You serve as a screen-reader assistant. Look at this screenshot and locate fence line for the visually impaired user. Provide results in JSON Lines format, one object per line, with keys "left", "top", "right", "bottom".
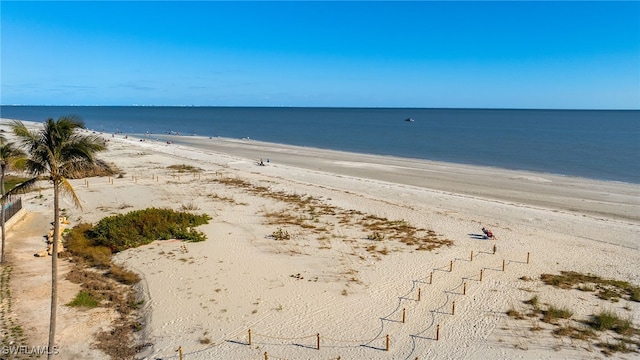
{"left": 156, "top": 245, "right": 530, "bottom": 359}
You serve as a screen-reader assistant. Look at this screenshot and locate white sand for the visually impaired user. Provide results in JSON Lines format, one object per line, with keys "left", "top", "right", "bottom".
{"left": 2, "top": 119, "right": 639, "bottom": 359}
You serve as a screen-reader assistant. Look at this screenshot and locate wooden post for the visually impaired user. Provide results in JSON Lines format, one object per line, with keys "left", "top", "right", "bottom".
{"left": 429, "top": 272, "right": 433, "bottom": 284}
{"left": 463, "top": 282, "right": 467, "bottom": 295}
{"left": 317, "top": 333, "right": 320, "bottom": 350}
{"left": 418, "top": 288, "right": 421, "bottom": 301}
{"left": 264, "top": 352, "right": 268, "bottom": 360}
{"left": 480, "top": 269, "right": 483, "bottom": 282}
{"left": 493, "top": 244, "right": 497, "bottom": 254}
{"left": 436, "top": 324, "right": 440, "bottom": 340}
{"left": 470, "top": 250, "right": 474, "bottom": 261}
{"left": 402, "top": 308, "right": 406, "bottom": 323}
{"left": 502, "top": 259, "right": 505, "bottom": 272}
{"left": 178, "top": 346, "right": 183, "bottom": 360}
{"left": 449, "top": 260, "right": 453, "bottom": 272}
{"left": 248, "top": 329, "right": 252, "bottom": 345}
{"left": 452, "top": 301, "right": 456, "bottom": 315}
{"left": 386, "top": 334, "right": 390, "bottom": 351}
{"left": 527, "top": 252, "right": 530, "bottom": 264}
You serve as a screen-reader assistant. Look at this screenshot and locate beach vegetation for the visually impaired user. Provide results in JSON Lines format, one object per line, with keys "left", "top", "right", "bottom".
{"left": 88, "top": 207, "right": 211, "bottom": 252}
{"left": 506, "top": 307, "right": 525, "bottom": 320}
{"left": 589, "top": 311, "right": 634, "bottom": 336}
{"left": 10, "top": 117, "right": 107, "bottom": 360}
{"left": 67, "top": 291, "right": 99, "bottom": 308}
{"left": 552, "top": 326, "right": 596, "bottom": 340}
{"left": 180, "top": 201, "right": 200, "bottom": 211}
{"left": 272, "top": 227, "right": 291, "bottom": 240}
{"left": 508, "top": 273, "right": 640, "bottom": 356}
{"left": 168, "top": 164, "right": 202, "bottom": 173}
{"left": 597, "top": 340, "right": 631, "bottom": 355}
{"left": 1, "top": 175, "right": 31, "bottom": 193}
{"left": 541, "top": 271, "right": 640, "bottom": 303}
{"left": 542, "top": 305, "right": 573, "bottom": 324}
{"left": 524, "top": 295, "right": 540, "bottom": 311}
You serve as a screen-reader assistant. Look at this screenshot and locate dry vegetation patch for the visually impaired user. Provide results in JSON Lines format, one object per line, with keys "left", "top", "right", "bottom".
{"left": 214, "top": 176, "right": 453, "bottom": 255}
{"left": 506, "top": 271, "right": 640, "bottom": 356}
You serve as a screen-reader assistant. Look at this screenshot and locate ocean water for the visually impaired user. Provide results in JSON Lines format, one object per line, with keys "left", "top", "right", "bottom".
{"left": 1, "top": 106, "right": 638, "bottom": 184}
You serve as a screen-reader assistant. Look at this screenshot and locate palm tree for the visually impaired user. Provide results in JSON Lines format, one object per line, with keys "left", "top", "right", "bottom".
{"left": 12, "top": 116, "right": 106, "bottom": 359}
{"left": 0, "top": 136, "right": 27, "bottom": 264}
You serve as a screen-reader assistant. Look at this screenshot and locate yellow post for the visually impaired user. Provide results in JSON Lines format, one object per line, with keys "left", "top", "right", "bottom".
{"left": 264, "top": 352, "right": 268, "bottom": 360}
{"left": 449, "top": 260, "right": 453, "bottom": 272}
{"left": 463, "top": 282, "right": 467, "bottom": 295}
{"left": 480, "top": 269, "right": 483, "bottom": 282}
{"left": 248, "top": 329, "right": 252, "bottom": 345}
{"left": 317, "top": 333, "right": 320, "bottom": 350}
{"left": 470, "top": 250, "right": 474, "bottom": 261}
{"left": 452, "top": 301, "right": 456, "bottom": 315}
{"left": 429, "top": 272, "right": 433, "bottom": 284}
{"left": 418, "top": 288, "right": 421, "bottom": 301}
{"left": 436, "top": 324, "right": 440, "bottom": 340}
{"left": 402, "top": 308, "right": 406, "bottom": 323}
{"left": 527, "top": 252, "right": 530, "bottom": 264}
{"left": 178, "top": 346, "right": 183, "bottom": 360}
{"left": 386, "top": 334, "right": 390, "bottom": 351}
{"left": 502, "top": 259, "right": 505, "bottom": 272}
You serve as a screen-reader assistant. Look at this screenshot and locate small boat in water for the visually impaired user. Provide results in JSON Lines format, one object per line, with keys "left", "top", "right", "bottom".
{"left": 405, "top": 118, "right": 414, "bottom": 122}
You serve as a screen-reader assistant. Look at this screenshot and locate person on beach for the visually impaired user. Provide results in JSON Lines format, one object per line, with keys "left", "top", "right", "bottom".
{"left": 482, "top": 227, "right": 494, "bottom": 239}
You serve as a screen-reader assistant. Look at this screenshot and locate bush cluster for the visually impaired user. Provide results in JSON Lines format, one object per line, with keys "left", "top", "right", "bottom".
{"left": 88, "top": 207, "right": 211, "bottom": 252}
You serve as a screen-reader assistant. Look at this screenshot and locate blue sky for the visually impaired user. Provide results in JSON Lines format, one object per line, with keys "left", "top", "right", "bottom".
{"left": 1, "top": 1, "right": 639, "bottom": 109}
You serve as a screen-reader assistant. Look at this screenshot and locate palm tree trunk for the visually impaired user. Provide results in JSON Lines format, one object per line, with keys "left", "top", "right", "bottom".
{"left": 1, "top": 166, "right": 6, "bottom": 264}
{"left": 47, "top": 180, "right": 60, "bottom": 359}
{"left": 1, "top": 199, "right": 5, "bottom": 264}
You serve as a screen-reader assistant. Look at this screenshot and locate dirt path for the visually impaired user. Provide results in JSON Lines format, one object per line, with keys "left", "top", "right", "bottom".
{"left": 4, "top": 208, "right": 111, "bottom": 359}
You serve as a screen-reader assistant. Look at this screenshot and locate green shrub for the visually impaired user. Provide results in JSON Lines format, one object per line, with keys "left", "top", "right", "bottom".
{"left": 64, "top": 223, "right": 112, "bottom": 267}
{"left": 88, "top": 208, "right": 211, "bottom": 252}
{"left": 67, "top": 291, "right": 99, "bottom": 308}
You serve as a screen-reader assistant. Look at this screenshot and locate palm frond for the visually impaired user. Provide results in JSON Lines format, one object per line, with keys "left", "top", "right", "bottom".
{"left": 1, "top": 177, "right": 41, "bottom": 198}
{"left": 59, "top": 177, "right": 82, "bottom": 209}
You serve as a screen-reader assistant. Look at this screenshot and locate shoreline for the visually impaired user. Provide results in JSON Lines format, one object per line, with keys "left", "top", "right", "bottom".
{"left": 2, "top": 119, "right": 639, "bottom": 359}
{"left": 131, "top": 132, "right": 640, "bottom": 223}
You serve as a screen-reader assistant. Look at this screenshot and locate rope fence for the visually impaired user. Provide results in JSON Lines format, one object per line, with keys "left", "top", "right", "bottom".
{"left": 82, "top": 171, "right": 533, "bottom": 359}
{"left": 155, "top": 244, "right": 532, "bottom": 359}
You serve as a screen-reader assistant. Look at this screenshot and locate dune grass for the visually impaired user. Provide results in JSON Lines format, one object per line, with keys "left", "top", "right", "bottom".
{"left": 509, "top": 273, "right": 640, "bottom": 356}
{"left": 540, "top": 271, "right": 640, "bottom": 303}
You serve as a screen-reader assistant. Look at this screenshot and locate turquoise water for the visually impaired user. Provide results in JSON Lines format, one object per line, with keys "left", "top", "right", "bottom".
{"left": 1, "top": 106, "right": 638, "bottom": 183}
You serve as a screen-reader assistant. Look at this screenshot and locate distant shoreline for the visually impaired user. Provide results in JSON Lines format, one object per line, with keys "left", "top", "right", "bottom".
{"left": 129, "top": 132, "right": 640, "bottom": 223}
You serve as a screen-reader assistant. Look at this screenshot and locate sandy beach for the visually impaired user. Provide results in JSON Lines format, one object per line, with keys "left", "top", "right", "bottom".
{"left": 2, "top": 119, "right": 639, "bottom": 359}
